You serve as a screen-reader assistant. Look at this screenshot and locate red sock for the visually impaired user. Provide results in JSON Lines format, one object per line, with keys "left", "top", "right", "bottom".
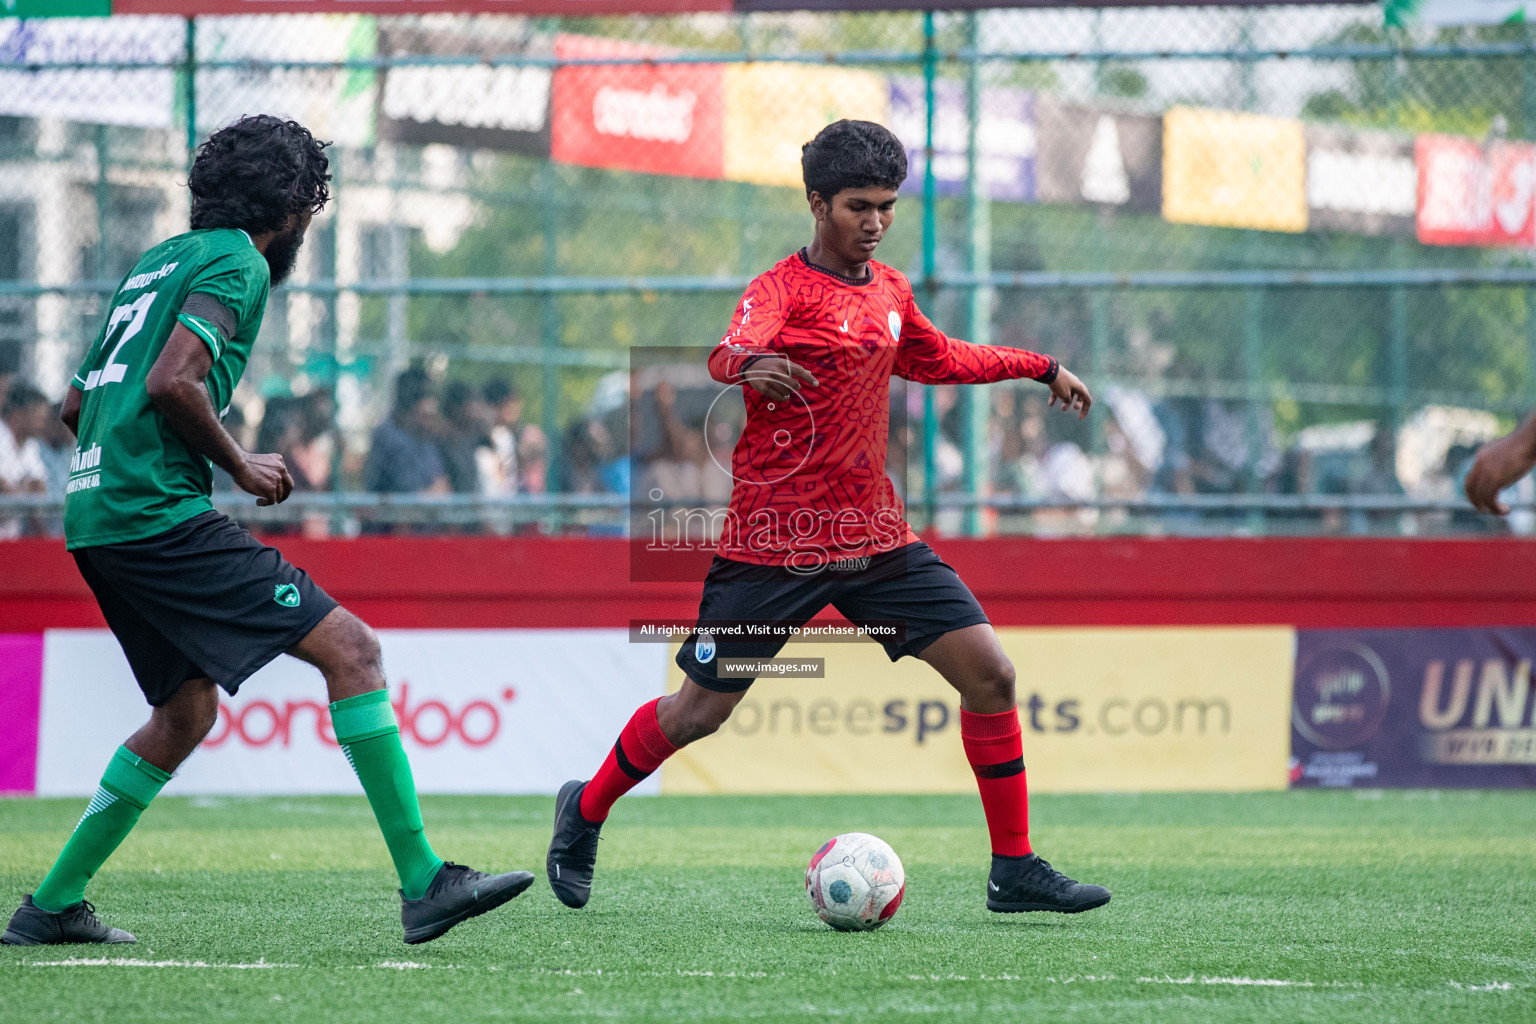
{"left": 579, "top": 698, "right": 678, "bottom": 822}
{"left": 960, "top": 708, "right": 1031, "bottom": 857}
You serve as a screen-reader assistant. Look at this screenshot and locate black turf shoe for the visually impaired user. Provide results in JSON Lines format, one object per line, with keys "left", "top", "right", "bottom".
{"left": 2, "top": 895, "right": 136, "bottom": 945}
{"left": 546, "top": 779, "right": 602, "bottom": 909}
{"left": 986, "top": 853, "right": 1111, "bottom": 914}
{"left": 400, "top": 862, "right": 535, "bottom": 945}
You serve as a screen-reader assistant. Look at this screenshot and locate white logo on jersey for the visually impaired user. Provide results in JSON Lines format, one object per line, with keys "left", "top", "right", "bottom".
{"left": 888, "top": 311, "right": 902, "bottom": 342}
{"left": 122, "top": 262, "right": 178, "bottom": 292}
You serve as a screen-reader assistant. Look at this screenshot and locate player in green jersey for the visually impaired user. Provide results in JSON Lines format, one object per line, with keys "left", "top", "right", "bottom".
{"left": 3, "top": 116, "right": 534, "bottom": 948}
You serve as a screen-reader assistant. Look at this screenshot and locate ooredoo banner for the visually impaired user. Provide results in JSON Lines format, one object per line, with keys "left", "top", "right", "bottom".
{"left": 33, "top": 629, "right": 666, "bottom": 796}
{"left": 1292, "top": 628, "right": 1536, "bottom": 788}
{"left": 550, "top": 34, "right": 724, "bottom": 181}
{"left": 661, "top": 626, "right": 1296, "bottom": 795}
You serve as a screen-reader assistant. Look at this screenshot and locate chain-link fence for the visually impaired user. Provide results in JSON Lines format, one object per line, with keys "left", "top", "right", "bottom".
{"left": 3, "top": 6, "right": 1536, "bottom": 538}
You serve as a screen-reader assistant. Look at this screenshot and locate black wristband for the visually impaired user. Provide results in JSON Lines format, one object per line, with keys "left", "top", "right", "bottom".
{"left": 1036, "top": 357, "right": 1060, "bottom": 386}
{"left": 737, "top": 354, "right": 771, "bottom": 380}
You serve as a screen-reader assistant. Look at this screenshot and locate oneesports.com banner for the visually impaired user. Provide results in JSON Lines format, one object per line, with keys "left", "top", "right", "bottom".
{"left": 661, "top": 627, "right": 1297, "bottom": 795}
{"left": 2, "top": 626, "right": 1295, "bottom": 796}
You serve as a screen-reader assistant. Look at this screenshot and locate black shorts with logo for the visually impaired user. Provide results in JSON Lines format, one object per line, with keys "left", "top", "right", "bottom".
{"left": 675, "top": 541, "right": 990, "bottom": 693}
{"left": 73, "top": 511, "right": 338, "bottom": 706}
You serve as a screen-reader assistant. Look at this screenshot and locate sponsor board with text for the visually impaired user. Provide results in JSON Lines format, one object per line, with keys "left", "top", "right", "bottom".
{"left": 661, "top": 626, "right": 1295, "bottom": 794}
{"left": 1415, "top": 135, "right": 1536, "bottom": 247}
{"left": 34, "top": 629, "right": 666, "bottom": 796}
{"left": 550, "top": 34, "right": 724, "bottom": 180}
{"left": 1292, "top": 628, "right": 1536, "bottom": 787}
{"left": 1306, "top": 124, "right": 1416, "bottom": 238}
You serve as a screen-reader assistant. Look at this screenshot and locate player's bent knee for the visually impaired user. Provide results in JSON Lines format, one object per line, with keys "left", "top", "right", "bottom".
{"left": 342, "top": 617, "right": 383, "bottom": 675}
{"left": 976, "top": 658, "right": 1016, "bottom": 707}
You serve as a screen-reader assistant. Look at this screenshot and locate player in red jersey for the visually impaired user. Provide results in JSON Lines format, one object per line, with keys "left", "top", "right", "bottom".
{"left": 547, "top": 120, "right": 1109, "bottom": 916}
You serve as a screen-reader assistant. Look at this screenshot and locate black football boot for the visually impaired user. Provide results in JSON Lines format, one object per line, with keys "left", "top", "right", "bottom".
{"left": 986, "top": 853, "right": 1111, "bottom": 914}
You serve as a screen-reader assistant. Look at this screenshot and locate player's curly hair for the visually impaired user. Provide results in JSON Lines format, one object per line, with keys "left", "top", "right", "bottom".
{"left": 801, "top": 120, "right": 908, "bottom": 201}
{"left": 189, "top": 116, "right": 331, "bottom": 234}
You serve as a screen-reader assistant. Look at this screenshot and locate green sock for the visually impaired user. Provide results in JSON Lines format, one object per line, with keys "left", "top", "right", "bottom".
{"left": 331, "top": 690, "right": 444, "bottom": 900}
{"left": 33, "top": 746, "right": 171, "bottom": 913}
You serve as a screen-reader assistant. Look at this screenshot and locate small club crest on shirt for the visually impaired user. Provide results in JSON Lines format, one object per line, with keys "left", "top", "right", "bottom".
{"left": 273, "top": 583, "right": 302, "bottom": 608}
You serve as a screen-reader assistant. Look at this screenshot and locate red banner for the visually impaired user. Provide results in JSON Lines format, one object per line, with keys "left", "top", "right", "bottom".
{"left": 1416, "top": 134, "right": 1536, "bottom": 248}
{"left": 550, "top": 34, "right": 724, "bottom": 180}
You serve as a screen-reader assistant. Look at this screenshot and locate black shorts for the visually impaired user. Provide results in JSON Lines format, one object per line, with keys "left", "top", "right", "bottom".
{"left": 675, "top": 541, "right": 990, "bottom": 693}
{"left": 73, "top": 511, "right": 338, "bottom": 706}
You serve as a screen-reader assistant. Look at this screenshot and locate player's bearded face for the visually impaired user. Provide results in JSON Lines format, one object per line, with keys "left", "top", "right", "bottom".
{"left": 263, "top": 215, "right": 310, "bottom": 287}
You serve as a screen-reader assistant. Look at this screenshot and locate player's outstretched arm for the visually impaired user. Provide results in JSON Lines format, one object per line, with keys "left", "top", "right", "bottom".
{"left": 1466, "top": 413, "right": 1536, "bottom": 515}
{"left": 1047, "top": 365, "right": 1093, "bottom": 421}
{"left": 145, "top": 324, "right": 293, "bottom": 506}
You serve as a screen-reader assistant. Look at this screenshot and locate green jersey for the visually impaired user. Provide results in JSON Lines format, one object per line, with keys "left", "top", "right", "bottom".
{"left": 64, "top": 228, "right": 270, "bottom": 550}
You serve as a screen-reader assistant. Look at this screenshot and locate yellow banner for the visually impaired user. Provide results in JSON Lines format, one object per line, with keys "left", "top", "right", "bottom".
{"left": 662, "top": 627, "right": 1295, "bottom": 794}
{"left": 1162, "top": 106, "right": 1308, "bottom": 233}
{"left": 723, "top": 64, "right": 891, "bottom": 188}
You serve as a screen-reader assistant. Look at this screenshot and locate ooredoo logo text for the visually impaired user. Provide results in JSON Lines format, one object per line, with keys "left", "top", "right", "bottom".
{"left": 202, "top": 682, "right": 516, "bottom": 750}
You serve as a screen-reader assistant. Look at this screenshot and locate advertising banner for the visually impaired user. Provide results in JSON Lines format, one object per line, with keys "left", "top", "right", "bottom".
{"left": 723, "top": 63, "right": 889, "bottom": 189}
{"left": 0, "top": 16, "right": 376, "bottom": 144}
{"left": 379, "top": 24, "right": 551, "bottom": 156}
{"left": 1416, "top": 134, "right": 1536, "bottom": 247}
{"left": 550, "top": 34, "right": 724, "bottom": 180}
{"left": 662, "top": 626, "right": 1295, "bottom": 795}
{"left": 0, "top": 633, "right": 43, "bottom": 795}
{"left": 1162, "top": 106, "right": 1308, "bottom": 233}
{"left": 1305, "top": 124, "right": 1416, "bottom": 237}
{"left": 0, "top": 17, "right": 179, "bottom": 129}
{"left": 888, "top": 77, "right": 1035, "bottom": 202}
{"left": 1292, "top": 628, "right": 1536, "bottom": 788}
{"left": 34, "top": 629, "right": 667, "bottom": 796}
{"left": 1035, "top": 96, "right": 1161, "bottom": 212}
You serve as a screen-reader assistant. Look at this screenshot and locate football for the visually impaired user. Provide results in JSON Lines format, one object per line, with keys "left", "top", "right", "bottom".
{"left": 805, "top": 832, "right": 906, "bottom": 931}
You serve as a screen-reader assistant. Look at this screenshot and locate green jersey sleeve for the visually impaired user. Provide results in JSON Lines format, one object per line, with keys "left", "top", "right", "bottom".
{"left": 179, "top": 251, "right": 270, "bottom": 361}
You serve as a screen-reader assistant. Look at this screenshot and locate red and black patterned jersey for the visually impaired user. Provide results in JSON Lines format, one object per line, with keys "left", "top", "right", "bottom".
{"left": 706, "top": 249, "right": 1059, "bottom": 567}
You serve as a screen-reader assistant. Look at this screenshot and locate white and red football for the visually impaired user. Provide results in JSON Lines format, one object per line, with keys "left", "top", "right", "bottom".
{"left": 805, "top": 832, "right": 905, "bottom": 931}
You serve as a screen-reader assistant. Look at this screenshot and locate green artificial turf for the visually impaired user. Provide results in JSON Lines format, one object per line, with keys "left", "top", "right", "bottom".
{"left": 0, "top": 790, "right": 1532, "bottom": 1023}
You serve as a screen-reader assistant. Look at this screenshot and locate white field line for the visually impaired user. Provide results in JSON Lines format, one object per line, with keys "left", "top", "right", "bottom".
{"left": 1137, "top": 975, "right": 1359, "bottom": 988}
{"left": 9, "top": 960, "right": 1521, "bottom": 993}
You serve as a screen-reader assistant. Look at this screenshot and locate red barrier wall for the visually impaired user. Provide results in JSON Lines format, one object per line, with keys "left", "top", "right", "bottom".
{"left": 5, "top": 536, "right": 1536, "bottom": 631}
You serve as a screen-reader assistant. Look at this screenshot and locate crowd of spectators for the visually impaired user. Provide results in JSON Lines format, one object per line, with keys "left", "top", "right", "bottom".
{"left": 0, "top": 352, "right": 1517, "bottom": 538}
